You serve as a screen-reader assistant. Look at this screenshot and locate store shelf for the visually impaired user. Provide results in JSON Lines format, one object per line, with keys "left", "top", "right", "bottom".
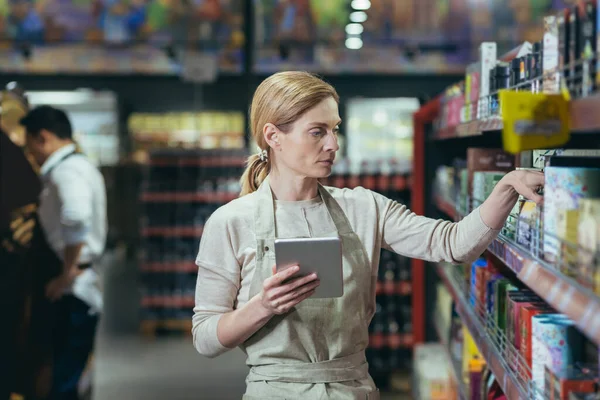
{"left": 148, "top": 156, "right": 247, "bottom": 167}
{"left": 139, "top": 261, "right": 197, "bottom": 273}
{"left": 432, "top": 93, "right": 600, "bottom": 140}
{"left": 432, "top": 315, "right": 467, "bottom": 400}
{"left": 435, "top": 264, "right": 525, "bottom": 400}
{"left": 140, "top": 296, "right": 195, "bottom": 308}
{"left": 140, "top": 226, "right": 204, "bottom": 237}
{"left": 375, "top": 281, "right": 413, "bottom": 296}
{"left": 487, "top": 236, "right": 600, "bottom": 346}
{"left": 433, "top": 197, "right": 600, "bottom": 346}
{"left": 140, "top": 191, "right": 238, "bottom": 203}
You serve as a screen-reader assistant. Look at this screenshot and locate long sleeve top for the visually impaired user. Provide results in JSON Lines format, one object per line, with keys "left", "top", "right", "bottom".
{"left": 193, "top": 186, "right": 499, "bottom": 358}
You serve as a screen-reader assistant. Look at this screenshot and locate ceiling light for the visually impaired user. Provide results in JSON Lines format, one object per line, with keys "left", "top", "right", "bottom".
{"left": 345, "top": 23, "right": 364, "bottom": 35}
{"left": 345, "top": 37, "right": 363, "bottom": 50}
{"left": 351, "top": 0, "right": 371, "bottom": 10}
{"left": 349, "top": 11, "right": 368, "bottom": 23}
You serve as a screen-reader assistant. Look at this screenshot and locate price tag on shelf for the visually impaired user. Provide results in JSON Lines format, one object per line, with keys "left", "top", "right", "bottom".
{"left": 181, "top": 51, "right": 218, "bottom": 83}
{"left": 499, "top": 90, "right": 571, "bottom": 154}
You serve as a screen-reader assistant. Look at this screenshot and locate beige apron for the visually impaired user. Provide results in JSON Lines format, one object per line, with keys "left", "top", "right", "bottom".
{"left": 240, "top": 177, "right": 379, "bottom": 400}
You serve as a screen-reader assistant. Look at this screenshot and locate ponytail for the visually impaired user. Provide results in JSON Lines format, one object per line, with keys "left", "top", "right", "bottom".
{"left": 239, "top": 154, "right": 270, "bottom": 196}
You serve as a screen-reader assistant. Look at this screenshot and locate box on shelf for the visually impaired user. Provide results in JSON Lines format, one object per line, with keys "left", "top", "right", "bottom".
{"left": 466, "top": 148, "right": 515, "bottom": 206}
{"left": 465, "top": 62, "right": 480, "bottom": 123}
{"left": 517, "top": 200, "right": 541, "bottom": 253}
{"left": 478, "top": 42, "right": 498, "bottom": 120}
{"left": 577, "top": 198, "right": 600, "bottom": 293}
{"left": 576, "top": 1, "right": 597, "bottom": 96}
{"left": 543, "top": 166, "right": 600, "bottom": 263}
{"left": 462, "top": 327, "right": 484, "bottom": 390}
{"left": 545, "top": 364, "right": 598, "bottom": 400}
{"left": 543, "top": 15, "right": 561, "bottom": 94}
{"left": 556, "top": 208, "right": 580, "bottom": 277}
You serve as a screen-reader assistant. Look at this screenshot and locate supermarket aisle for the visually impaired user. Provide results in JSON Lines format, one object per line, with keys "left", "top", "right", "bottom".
{"left": 93, "top": 335, "right": 248, "bottom": 399}
{"left": 92, "top": 253, "right": 248, "bottom": 400}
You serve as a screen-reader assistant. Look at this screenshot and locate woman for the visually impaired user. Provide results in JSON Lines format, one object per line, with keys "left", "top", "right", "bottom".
{"left": 193, "top": 71, "right": 544, "bottom": 399}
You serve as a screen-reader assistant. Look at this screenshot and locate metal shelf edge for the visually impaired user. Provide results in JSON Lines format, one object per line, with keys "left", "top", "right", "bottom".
{"left": 433, "top": 197, "right": 600, "bottom": 346}
{"left": 435, "top": 264, "right": 526, "bottom": 400}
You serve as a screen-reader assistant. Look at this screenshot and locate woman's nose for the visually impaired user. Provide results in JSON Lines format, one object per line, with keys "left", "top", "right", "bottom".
{"left": 325, "top": 131, "right": 340, "bottom": 152}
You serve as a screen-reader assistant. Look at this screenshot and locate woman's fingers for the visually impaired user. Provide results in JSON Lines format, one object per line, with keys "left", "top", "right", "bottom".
{"left": 274, "top": 279, "right": 320, "bottom": 307}
{"left": 264, "top": 265, "right": 299, "bottom": 290}
{"left": 272, "top": 273, "right": 318, "bottom": 298}
{"left": 283, "top": 288, "right": 317, "bottom": 310}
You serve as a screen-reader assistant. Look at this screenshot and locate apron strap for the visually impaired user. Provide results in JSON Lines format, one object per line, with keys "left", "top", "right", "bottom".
{"left": 246, "top": 351, "right": 369, "bottom": 384}
{"left": 253, "top": 176, "right": 355, "bottom": 240}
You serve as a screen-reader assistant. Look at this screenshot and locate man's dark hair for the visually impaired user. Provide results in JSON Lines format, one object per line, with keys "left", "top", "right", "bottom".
{"left": 20, "top": 105, "right": 73, "bottom": 140}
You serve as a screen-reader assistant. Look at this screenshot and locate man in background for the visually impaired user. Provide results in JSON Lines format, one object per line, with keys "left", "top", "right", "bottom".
{"left": 0, "top": 82, "right": 42, "bottom": 400}
{"left": 21, "top": 105, "right": 107, "bottom": 400}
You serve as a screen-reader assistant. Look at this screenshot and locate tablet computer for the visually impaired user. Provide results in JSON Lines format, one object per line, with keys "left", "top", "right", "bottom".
{"left": 274, "top": 237, "right": 343, "bottom": 298}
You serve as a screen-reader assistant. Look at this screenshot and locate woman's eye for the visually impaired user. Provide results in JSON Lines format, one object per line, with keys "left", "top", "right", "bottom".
{"left": 310, "top": 129, "right": 324, "bottom": 137}
{"left": 333, "top": 127, "right": 340, "bottom": 135}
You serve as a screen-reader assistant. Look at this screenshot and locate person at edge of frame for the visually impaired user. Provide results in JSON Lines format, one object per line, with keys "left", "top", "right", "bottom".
{"left": 0, "top": 81, "right": 54, "bottom": 400}
{"left": 20, "top": 105, "right": 107, "bottom": 400}
{"left": 191, "top": 71, "right": 546, "bottom": 399}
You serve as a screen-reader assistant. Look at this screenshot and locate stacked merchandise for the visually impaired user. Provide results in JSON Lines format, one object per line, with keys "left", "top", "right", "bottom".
{"left": 462, "top": 255, "right": 599, "bottom": 400}
{"left": 419, "top": 2, "right": 600, "bottom": 399}
{"left": 435, "top": 0, "right": 599, "bottom": 136}
{"left": 128, "top": 111, "right": 246, "bottom": 162}
{"left": 431, "top": 148, "right": 600, "bottom": 398}
{"left": 434, "top": 148, "right": 600, "bottom": 290}
{"left": 138, "top": 149, "right": 246, "bottom": 335}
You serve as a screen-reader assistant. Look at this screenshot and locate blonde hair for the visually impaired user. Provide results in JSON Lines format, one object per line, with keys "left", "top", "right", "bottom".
{"left": 240, "top": 71, "right": 339, "bottom": 196}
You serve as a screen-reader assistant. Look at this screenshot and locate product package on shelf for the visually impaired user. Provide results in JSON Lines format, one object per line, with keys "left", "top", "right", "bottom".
{"left": 413, "top": 343, "right": 458, "bottom": 400}
{"left": 544, "top": 364, "right": 599, "bottom": 400}
{"left": 467, "top": 148, "right": 515, "bottom": 207}
{"left": 544, "top": 15, "right": 561, "bottom": 94}
{"left": 138, "top": 149, "right": 246, "bottom": 336}
{"left": 542, "top": 163, "right": 600, "bottom": 266}
{"left": 478, "top": 42, "right": 498, "bottom": 120}
{"left": 578, "top": 199, "right": 600, "bottom": 293}
{"left": 446, "top": 258, "right": 599, "bottom": 400}
{"left": 461, "top": 327, "right": 485, "bottom": 394}
{"left": 465, "top": 62, "right": 481, "bottom": 123}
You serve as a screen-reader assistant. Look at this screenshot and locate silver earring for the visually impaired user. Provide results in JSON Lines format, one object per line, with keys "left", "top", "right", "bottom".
{"left": 257, "top": 146, "right": 268, "bottom": 162}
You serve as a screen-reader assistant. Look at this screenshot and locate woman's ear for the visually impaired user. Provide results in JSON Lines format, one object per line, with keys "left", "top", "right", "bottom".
{"left": 263, "top": 123, "right": 280, "bottom": 149}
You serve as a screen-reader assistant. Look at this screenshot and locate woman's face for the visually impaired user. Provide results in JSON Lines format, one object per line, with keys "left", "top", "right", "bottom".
{"left": 271, "top": 96, "right": 340, "bottom": 179}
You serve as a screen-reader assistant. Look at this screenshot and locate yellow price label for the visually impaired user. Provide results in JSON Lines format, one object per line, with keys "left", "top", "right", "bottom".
{"left": 499, "top": 90, "right": 571, "bottom": 154}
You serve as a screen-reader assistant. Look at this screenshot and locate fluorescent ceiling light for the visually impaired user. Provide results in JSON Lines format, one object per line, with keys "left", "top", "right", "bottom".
{"left": 345, "top": 37, "right": 363, "bottom": 50}
{"left": 351, "top": 0, "right": 371, "bottom": 10}
{"left": 345, "top": 23, "right": 364, "bottom": 35}
{"left": 349, "top": 11, "right": 368, "bottom": 23}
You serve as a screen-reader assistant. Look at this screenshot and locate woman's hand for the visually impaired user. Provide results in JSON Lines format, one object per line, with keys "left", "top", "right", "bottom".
{"left": 259, "top": 265, "right": 320, "bottom": 316}
{"left": 506, "top": 169, "right": 545, "bottom": 204}
{"left": 479, "top": 169, "right": 545, "bottom": 230}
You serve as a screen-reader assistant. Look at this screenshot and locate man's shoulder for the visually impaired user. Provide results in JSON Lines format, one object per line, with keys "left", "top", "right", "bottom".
{"left": 54, "top": 154, "right": 101, "bottom": 177}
